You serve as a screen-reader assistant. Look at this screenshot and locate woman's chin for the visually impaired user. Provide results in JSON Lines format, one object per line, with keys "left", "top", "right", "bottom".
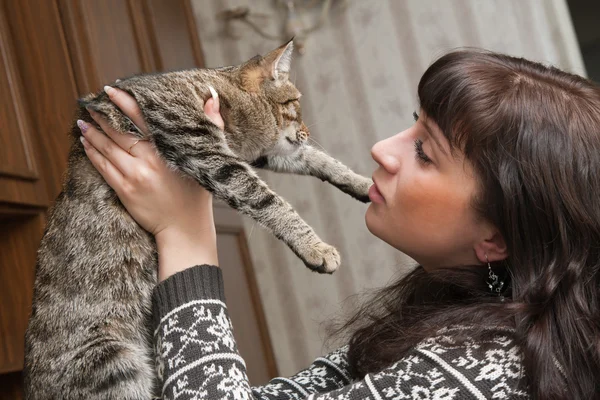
{"left": 365, "top": 205, "right": 382, "bottom": 237}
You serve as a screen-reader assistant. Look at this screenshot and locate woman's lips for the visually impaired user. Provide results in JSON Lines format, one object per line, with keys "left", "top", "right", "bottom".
{"left": 368, "top": 181, "right": 385, "bottom": 204}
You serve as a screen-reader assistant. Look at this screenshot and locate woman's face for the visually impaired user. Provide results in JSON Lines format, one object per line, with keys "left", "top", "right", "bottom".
{"left": 366, "top": 111, "right": 491, "bottom": 269}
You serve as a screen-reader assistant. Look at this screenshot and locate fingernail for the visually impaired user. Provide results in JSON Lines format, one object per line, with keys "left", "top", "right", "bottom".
{"left": 77, "top": 119, "right": 89, "bottom": 134}
{"left": 80, "top": 136, "right": 89, "bottom": 148}
{"left": 104, "top": 85, "right": 116, "bottom": 96}
{"left": 208, "top": 86, "right": 220, "bottom": 113}
{"left": 208, "top": 85, "right": 218, "bottom": 100}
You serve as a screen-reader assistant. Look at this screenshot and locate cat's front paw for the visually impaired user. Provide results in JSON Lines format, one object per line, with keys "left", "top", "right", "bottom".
{"left": 353, "top": 176, "right": 373, "bottom": 203}
{"left": 302, "top": 242, "right": 341, "bottom": 274}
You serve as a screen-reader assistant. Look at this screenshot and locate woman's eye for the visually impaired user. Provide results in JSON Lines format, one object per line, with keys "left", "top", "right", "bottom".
{"left": 414, "top": 138, "right": 432, "bottom": 165}
{"left": 413, "top": 111, "right": 419, "bottom": 121}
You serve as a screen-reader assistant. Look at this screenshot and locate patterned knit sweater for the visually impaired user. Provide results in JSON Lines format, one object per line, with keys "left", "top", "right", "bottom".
{"left": 152, "top": 265, "right": 529, "bottom": 399}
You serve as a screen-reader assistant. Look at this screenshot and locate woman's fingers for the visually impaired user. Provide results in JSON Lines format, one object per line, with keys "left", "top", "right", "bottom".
{"left": 87, "top": 109, "right": 147, "bottom": 158}
{"left": 78, "top": 118, "right": 137, "bottom": 177}
{"left": 79, "top": 133, "right": 124, "bottom": 193}
{"left": 103, "top": 85, "right": 149, "bottom": 134}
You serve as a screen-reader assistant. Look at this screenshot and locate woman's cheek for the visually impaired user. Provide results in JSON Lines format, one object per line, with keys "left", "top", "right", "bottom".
{"left": 392, "top": 166, "right": 426, "bottom": 214}
{"left": 391, "top": 169, "right": 449, "bottom": 233}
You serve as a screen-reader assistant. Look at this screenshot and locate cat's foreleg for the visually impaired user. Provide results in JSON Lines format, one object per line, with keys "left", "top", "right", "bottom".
{"left": 252, "top": 145, "right": 372, "bottom": 202}
{"left": 154, "top": 141, "right": 341, "bottom": 273}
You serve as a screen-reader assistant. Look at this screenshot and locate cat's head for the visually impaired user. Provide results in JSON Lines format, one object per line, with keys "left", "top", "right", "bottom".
{"left": 233, "top": 40, "right": 309, "bottom": 154}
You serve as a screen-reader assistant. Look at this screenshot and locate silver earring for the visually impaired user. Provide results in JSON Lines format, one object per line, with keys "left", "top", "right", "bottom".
{"left": 486, "top": 254, "right": 505, "bottom": 299}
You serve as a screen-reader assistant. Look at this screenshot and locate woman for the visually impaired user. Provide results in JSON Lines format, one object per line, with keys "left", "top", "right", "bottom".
{"left": 79, "top": 49, "right": 600, "bottom": 399}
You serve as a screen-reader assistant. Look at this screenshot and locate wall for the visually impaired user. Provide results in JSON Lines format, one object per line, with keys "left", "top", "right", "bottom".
{"left": 191, "top": 0, "right": 585, "bottom": 376}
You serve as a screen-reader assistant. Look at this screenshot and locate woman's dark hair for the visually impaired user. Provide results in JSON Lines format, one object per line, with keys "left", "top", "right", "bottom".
{"left": 334, "top": 50, "right": 600, "bottom": 399}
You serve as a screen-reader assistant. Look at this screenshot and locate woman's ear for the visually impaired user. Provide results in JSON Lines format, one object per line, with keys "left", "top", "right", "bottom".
{"left": 474, "top": 229, "right": 508, "bottom": 264}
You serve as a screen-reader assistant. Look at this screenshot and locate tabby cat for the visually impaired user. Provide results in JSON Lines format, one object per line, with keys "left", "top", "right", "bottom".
{"left": 23, "top": 41, "right": 371, "bottom": 399}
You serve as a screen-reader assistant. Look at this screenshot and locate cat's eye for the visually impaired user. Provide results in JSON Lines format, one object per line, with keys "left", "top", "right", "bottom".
{"left": 414, "top": 138, "right": 432, "bottom": 165}
{"left": 283, "top": 98, "right": 300, "bottom": 104}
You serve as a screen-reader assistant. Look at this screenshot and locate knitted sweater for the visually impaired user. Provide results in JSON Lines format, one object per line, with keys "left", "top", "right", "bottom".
{"left": 152, "top": 265, "right": 529, "bottom": 399}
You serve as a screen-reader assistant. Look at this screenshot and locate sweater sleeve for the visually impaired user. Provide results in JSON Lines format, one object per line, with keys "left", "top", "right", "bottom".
{"left": 152, "top": 265, "right": 352, "bottom": 400}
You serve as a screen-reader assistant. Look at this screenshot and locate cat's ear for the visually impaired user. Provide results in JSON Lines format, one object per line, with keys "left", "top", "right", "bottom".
{"left": 240, "top": 40, "right": 294, "bottom": 92}
{"left": 263, "top": 40, "right": 294, "bottom": 80}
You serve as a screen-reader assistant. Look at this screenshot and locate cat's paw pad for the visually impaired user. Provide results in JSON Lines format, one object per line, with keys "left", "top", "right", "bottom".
{"left": 302, "top": 242, "right": 341, "bottom": 274}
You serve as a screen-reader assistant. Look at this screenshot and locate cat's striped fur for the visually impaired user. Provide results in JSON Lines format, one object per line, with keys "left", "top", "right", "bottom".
{"left": 23, "top": 41, "right": 371, "bottom": 399}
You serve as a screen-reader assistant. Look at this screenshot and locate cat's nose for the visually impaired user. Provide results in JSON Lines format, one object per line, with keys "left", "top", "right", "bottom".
{"left": 300, "top": 122, "right": 310, "bottom": 137}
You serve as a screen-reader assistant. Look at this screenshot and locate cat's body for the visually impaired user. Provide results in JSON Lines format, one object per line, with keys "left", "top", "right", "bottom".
{"left": 24, "top": 41, "right": 371, "bottom": 399}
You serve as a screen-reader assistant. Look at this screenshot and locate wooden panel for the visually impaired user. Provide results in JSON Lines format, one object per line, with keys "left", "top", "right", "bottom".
{"left": 0, "top": 371, "right": 23, "bottom": 400}
{"left": 0, "top": 177, "right": 47, "bottom": 208}
{"left": 59, "top": 0, "right": 143, "bottom": 92}
{"left": 3, "top": 0, "right": 79, "bottom": 203}
{"left": 0, "top": 5, "right": 48, "bottom": 207}
{"left": 0, "top": 212, "right": 45, "bottom": 374}
{"left": 145, "top": 0, "right": 205, "bottom": 71}
{"left": 77, "top": 0, "right": 142, "bottom": 84}
{"left": 57, "top": 0, "right": 101, "bottom": 95}
{"left": 59, "top": 0, "right": 205, "bottom": 97}
{"left": 0, "top": 10, "right": 37, "bottom": 179}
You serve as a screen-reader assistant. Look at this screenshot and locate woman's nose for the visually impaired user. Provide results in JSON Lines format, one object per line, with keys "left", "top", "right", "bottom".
{"left": 371, "top": 135, "right": 401, "bottom": 174}
{"left": 370, "top": 140, "right": 385, "bottom": 165}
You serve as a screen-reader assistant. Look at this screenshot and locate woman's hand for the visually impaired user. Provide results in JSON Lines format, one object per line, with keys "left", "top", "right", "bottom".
{"left": 79, "top": 86, "right": 225, "bottom": 280}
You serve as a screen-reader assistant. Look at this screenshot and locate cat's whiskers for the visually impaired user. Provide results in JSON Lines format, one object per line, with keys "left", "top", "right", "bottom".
{"left": 308, "top": 137, "right": 327, "bottom": 152}
{"left": 305, "top": 122, "right": 321, "bottom": 130}
{"left": 301, "top": 121, "right": 329, "bottom": 151}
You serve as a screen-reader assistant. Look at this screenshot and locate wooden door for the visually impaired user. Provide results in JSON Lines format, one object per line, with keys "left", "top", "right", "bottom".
{"left": 0, "top": 1, "right": 276, "bottom": 398}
